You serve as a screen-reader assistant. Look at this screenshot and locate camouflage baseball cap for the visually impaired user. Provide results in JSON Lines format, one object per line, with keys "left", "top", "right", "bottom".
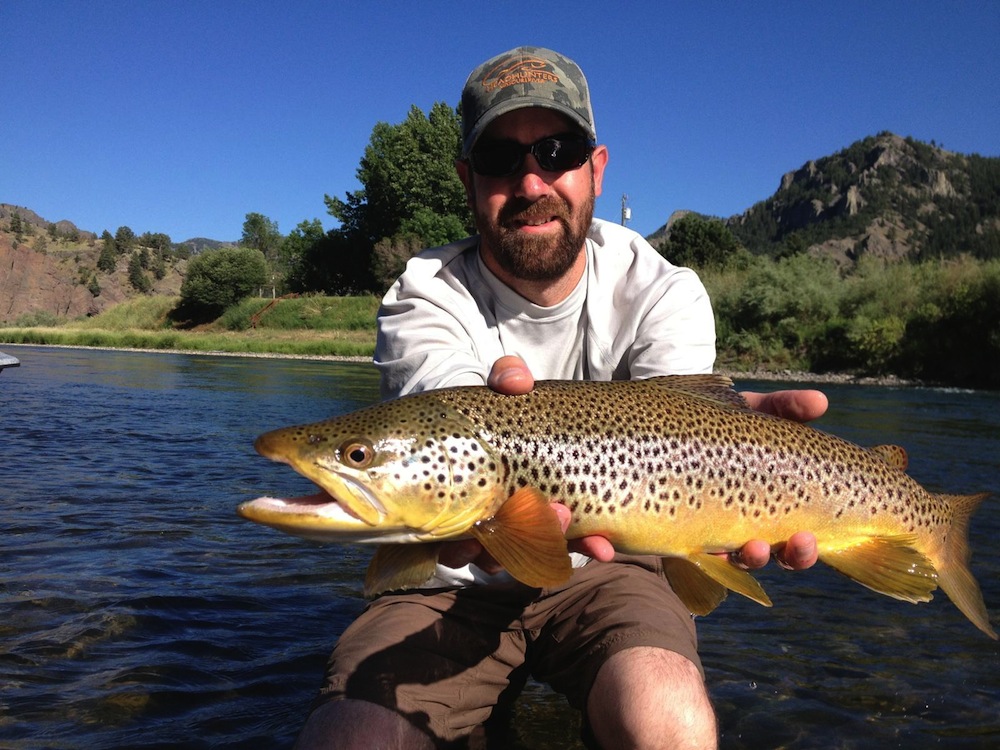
{"left": 460, "top": 46, "right": 596, "bottom": 157}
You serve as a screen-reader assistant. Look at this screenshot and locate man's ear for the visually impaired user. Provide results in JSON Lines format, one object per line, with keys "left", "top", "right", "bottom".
{"left": 455, "top": 159, "right": 475, "bottom": 209}
{"left": 590, "top": 144, "right": 609, "bottom": 198}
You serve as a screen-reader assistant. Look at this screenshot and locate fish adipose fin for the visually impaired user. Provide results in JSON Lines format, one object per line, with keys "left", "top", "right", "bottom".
{"left": 364, "top": 543, "right": 442, "bottom": 598}
{"left": 470, "top": 486, "right": 572, "bottom": 589}
{"left": 682, "top": 552, "right": 773, "bottom": 608}
{"left": 661, "top": 557, "right": 728, "bottom": 615}
{"left": 819, "top": 535, "right": 939, "bottom": 603}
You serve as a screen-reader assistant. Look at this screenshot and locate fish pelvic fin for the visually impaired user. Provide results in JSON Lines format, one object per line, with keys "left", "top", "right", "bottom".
{"left": 364, "top": 543, "right": 442, "bottom": 598}
{"left": 683, "top": 552, "right": 773, "bottom": 608}
{"left": 819, "top": 534, "right": 940, "bottom": 603}
{"left": 662, "top": 557, "right": 728, "bottom": 616}
{"left": 933, "top": 492, "right": 997, "bottom": 639}
{"left": 470, "top": 486, "right": 572, "bottom": 589}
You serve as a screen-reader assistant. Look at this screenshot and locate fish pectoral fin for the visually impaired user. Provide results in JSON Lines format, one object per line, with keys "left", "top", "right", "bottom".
{"left": 662, "top": 557, "right": 729, "bottom": 616}
{"left": 469, "top": 486, "right": 572, "bottom": 589}
{"left": 364, "top": 543, "right": 442, "bottom": 598}
{"left": 686, "top": 552, "right": 773, "bottom": 607}
{"left": 818, "top": 535, "right": 938, "bottom": 603}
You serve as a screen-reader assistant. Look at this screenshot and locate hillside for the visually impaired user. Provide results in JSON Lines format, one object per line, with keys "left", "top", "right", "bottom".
{"left": 651, "top": 133, "right": 1000, "bottom": 264}
{"left": 0, "top": 204, "right": 187, "bottom": 323}
{"left": 4, "top": 133, "right": 998, "bottom": 325}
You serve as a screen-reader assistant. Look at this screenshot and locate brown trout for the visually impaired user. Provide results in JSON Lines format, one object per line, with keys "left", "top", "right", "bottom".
{"left": 239, "top": 374, "right": 996, "bottom": 638}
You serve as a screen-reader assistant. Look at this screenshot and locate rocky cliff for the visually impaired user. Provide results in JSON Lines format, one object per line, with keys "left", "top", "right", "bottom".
{"left": 0, "top": 204, "right": 185, "bottom": 323}
{"left": 727, "top": 132, "right": 1000, "bottom": 263}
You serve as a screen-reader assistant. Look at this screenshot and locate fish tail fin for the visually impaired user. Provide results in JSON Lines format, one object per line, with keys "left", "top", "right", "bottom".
{"left": 935, "top": 492, "right": 996, "bottom": 639}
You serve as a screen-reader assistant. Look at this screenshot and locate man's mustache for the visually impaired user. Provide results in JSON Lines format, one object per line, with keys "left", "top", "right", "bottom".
{"left": 499, "top": 197, "right": 570, "bottom": 226}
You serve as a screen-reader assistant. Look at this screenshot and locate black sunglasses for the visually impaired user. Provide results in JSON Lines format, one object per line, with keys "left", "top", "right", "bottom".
{"left": 469, "top": 133, "right": 596, "bottom": 177}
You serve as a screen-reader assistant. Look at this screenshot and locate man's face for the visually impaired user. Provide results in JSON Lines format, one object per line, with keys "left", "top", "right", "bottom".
{"left": 457, "top": 108, "right": 608, "bottom": 284}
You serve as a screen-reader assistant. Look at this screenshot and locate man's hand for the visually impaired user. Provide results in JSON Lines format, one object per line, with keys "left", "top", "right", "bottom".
{"left": 439, "top": 358, "right": 821, "bottom": 573}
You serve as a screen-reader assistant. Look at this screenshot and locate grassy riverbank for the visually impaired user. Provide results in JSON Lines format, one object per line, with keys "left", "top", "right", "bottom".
{"left": 1, "top": 294, "right": 922, "bottom": 386}
{"left": 0, "top": 295, "right": 379, "bottom": 359}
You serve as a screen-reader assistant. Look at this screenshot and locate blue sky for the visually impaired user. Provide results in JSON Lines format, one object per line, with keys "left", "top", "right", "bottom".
{"left": 2, "top": 1, "right": 997, "bottom": 243}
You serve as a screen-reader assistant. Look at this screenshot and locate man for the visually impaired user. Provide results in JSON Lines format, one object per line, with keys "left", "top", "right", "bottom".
{"left": 296, "top": 46, "right": 824, "bottom": 750}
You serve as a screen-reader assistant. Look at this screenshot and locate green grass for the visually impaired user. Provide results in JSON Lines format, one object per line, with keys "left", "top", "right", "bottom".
{"left": 218, "top": 295, "right": 381, "bottom": 331}
{"left": 0, "top": 295, "right": 378, "bottom": 358}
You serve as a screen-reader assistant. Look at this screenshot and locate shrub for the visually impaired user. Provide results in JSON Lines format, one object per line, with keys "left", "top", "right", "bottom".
{"left": 180, "top": 246, "right": 268, "bottom": 313}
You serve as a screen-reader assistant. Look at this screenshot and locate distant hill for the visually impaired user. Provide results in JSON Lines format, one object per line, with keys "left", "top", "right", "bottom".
{"left": 649, "top": 133, "right": 1000, "bottom": 264}
{"left": 0, "top": 203, "right": 97, "bottom": 243}
{"left": 174, "top": 237, "right": 236, "bottom": 254}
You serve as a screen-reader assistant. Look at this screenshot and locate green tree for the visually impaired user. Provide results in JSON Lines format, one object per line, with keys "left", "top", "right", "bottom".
{"left": 115, "top": 226, "right": 136, "bottom": 255}
{"left": 97, "top": 231, "right": 117, "bottom": 272}
{"left": 658, "top": 215, "right": 750, "bottom": 271}
{"left": 151, "top": 249, "right": 167, "bottom": 280}
{"left": 139, "top": 231, "right": 172, "bottom": 255}
{"left": 9, "top": 210, "right": 23, "bottom": 237}
{"left": 281, "top": 218, "right": 327, "bottom": 291}
{"left": 241, "top": 213, "right": 282, "bottom": 259}
{"left": 180, "top": 246, "right": 268, "bottom": 312}
{"left": 128, "top": 252, "right": 152, "bottom": 292}
{"left": 242, "top": 212, "right": 284, "bottom": 295}
{"left": 324, "top": 101, "right": 471, "bottom": 291}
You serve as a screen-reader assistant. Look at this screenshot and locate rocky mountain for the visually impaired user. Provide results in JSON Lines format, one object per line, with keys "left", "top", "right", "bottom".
{"left": 651, "top": 133, "right": 1000, "bottom": 264}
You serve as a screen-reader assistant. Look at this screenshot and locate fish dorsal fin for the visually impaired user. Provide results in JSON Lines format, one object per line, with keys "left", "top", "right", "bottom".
{"left": 644, "top": 374, "right": 751, "bottom": 411}
{"left": 364, "top": 543, "right": 442, "bottom": 598}
{"left": 470, "top": 486, "right": 572, "bottom": 589}
{"left": 818, "top": 535, "right": 938, "bottom": 603}
{"left": 662, "top": 557, "right": 729, "bottom": 615}
{"left": 684, "top": 552, "right": 773, "bottom": 607}
{"left": 870, "top": 444, "right": 909, "bottom": 471}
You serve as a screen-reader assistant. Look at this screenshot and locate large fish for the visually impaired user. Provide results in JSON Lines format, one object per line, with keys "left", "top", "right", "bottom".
{"left": 239, "top": 374, "right": 995, "bottom": 638}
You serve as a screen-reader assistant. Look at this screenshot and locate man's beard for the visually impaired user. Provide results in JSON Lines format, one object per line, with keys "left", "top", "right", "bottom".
{"left": 477, "top": 189, "right": 594, "bottom": 282}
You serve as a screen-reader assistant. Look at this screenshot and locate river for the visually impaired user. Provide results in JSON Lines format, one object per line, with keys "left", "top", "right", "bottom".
{"left": 1, "top": 345, "right": 998, "bottom": 749}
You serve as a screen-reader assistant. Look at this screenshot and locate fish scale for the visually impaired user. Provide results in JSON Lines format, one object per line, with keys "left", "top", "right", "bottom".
{"left": 239, "top": 374, "right": 995, "bottom": 638}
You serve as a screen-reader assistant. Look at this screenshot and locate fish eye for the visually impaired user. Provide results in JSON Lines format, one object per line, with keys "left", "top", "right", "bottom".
{"left": 340, "top": 439, "right": 375, "bottom": 469}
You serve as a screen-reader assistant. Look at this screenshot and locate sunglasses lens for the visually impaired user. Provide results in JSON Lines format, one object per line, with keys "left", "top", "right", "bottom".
{"left": 470, "top": 142, "right": 522, "bottom": 177}
{"left": 471, "top": 135, "right": 594, "bottom": 177}
{"left": 535, "top": 137, "right": 592, "bottom": 171}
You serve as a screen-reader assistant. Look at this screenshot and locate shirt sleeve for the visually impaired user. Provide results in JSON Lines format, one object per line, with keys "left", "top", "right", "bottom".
{"left": 374, "top": 242, "right": 494, "bottom": 399}
{"left": 627, "top": 265, "right": 716, "bottom": 379}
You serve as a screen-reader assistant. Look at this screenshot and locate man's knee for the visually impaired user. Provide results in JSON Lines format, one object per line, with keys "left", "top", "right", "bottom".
{"left": 294, "top": 699, "right": 435, "bottom": 750}
{"left": 587, "top": 647, "right": 716, "bottom": 750}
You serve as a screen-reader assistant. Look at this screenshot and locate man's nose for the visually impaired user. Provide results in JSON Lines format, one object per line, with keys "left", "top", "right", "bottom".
{"left": 512, "top": 154, "right": 552, "bottom": 199}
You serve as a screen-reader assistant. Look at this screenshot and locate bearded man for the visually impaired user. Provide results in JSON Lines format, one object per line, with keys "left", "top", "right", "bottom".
{"left": 295, "top": 46, "right": 824, "bottom": 750}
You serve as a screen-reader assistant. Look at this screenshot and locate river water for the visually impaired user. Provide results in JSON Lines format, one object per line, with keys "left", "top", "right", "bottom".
{"left": 1, "top": 345, "right": 998, "bottom": 749}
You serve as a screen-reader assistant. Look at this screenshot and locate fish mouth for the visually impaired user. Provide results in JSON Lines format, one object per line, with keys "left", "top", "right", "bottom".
{"left": 237, "top": 483, "right": 393, "bottom": 542}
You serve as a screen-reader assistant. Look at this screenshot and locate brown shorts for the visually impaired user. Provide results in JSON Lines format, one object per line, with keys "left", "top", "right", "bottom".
{"left": 310, "top": 555, "right": 701, "bottom": 746}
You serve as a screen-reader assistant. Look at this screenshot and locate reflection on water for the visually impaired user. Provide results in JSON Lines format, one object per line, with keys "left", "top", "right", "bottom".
{"left": 1, "top": 346, "right": 997, "bottom": 749}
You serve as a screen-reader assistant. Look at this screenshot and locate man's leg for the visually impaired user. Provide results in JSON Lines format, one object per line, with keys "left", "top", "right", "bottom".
{"left": 527, "top": 556, "right": 715, "bottom": 750}
{"left": 295, "top": 585, "right": 532, "bottom": 748}
{"left": 587, "top": 646, "right": 716, "bottom": 750}
{"left": 295, "top": 699, "right": 434, "bottom": 750}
